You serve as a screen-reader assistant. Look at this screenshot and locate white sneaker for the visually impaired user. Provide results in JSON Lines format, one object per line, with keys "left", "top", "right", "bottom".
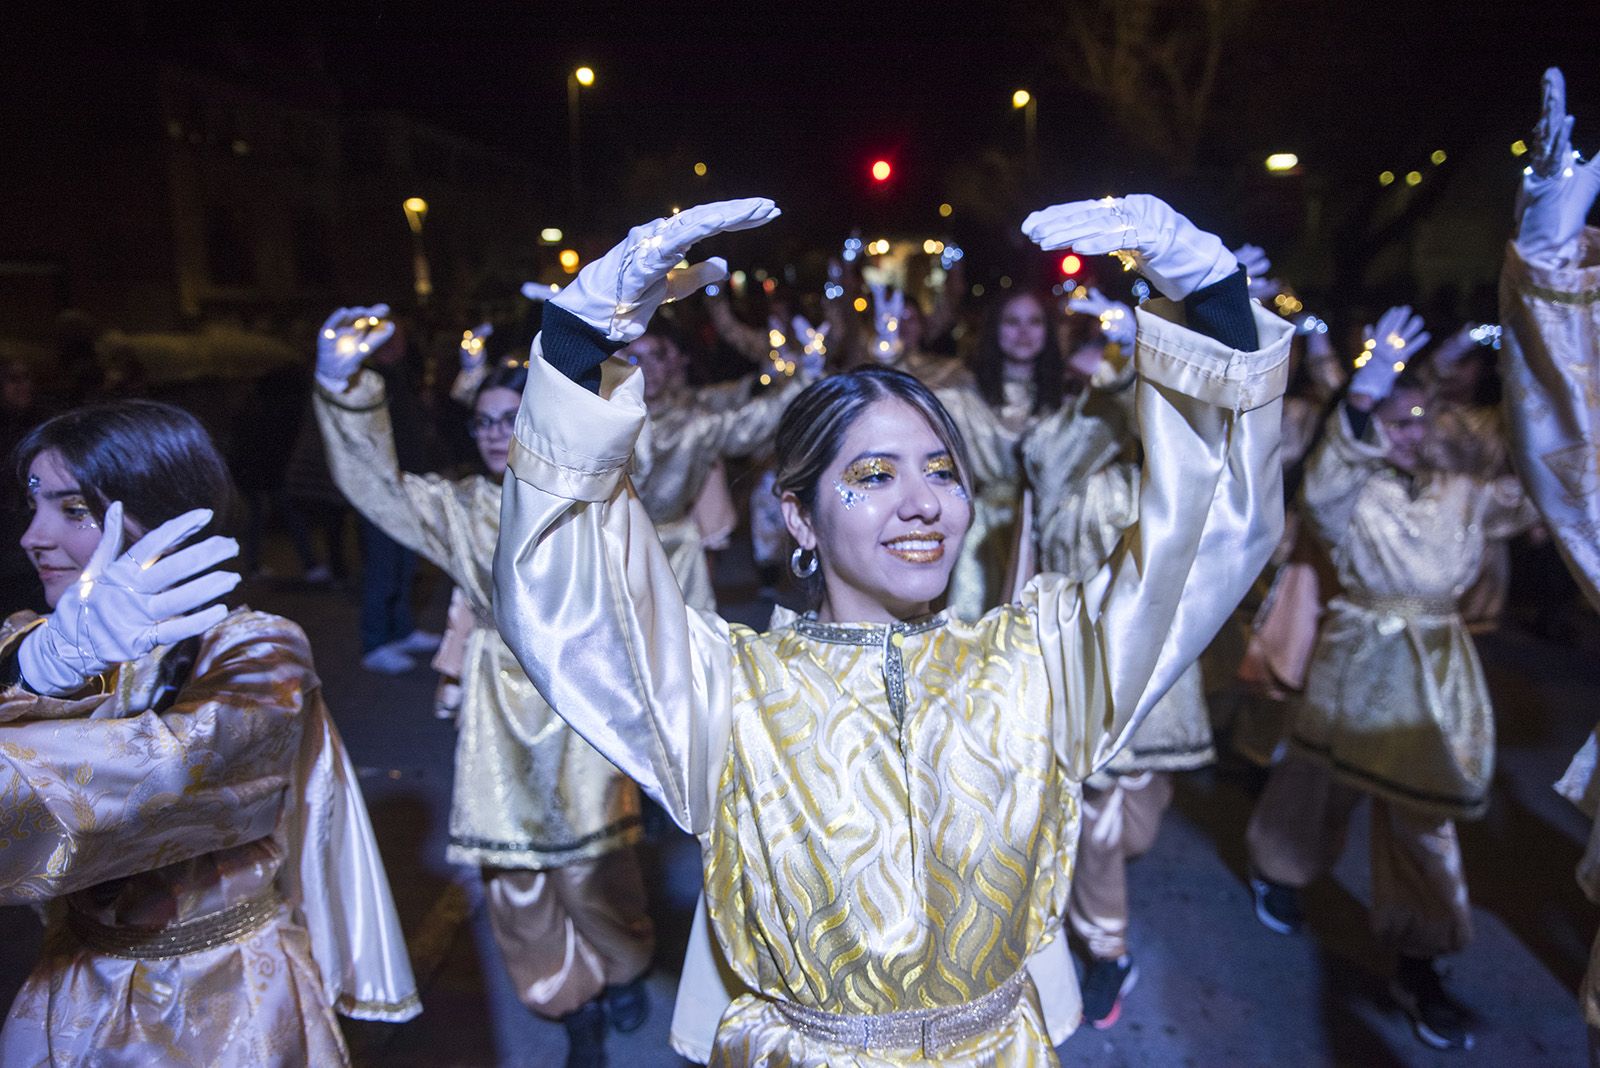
{"left": 361, "top": 644, "right": 415, "bottom": 675}
{"left": 396, "top": 629, "right": 442, "bottom": 655}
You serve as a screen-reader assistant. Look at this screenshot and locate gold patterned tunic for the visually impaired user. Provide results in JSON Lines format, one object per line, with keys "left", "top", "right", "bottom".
{"left": 494, "top": 300, "right": 1290, "bottom": 1065}
{"left": 316, "top": 371, "right": 642, "bottom": 869}
{"left": 1291, "top": 407, "right": 1534, "bottom": 818}
{"left": 0, "top": 609, "right": 415, "bottom": 1066}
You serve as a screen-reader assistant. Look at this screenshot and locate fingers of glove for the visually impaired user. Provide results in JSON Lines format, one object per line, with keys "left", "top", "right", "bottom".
{"left": 1233, "top": 244, "right": 1270, "bottom": 275}
{"left": 139, "top": 534, "right": 240, "bottom": 590}
{"left": 151, "top": 603, "right": 232, "bottom": 650}
{"left": 664, "top": 258, "right": 727, "bottom": 303}
{"left": 83, "top": 501, "right": 127, "bottom": 580}
{"left": 147, "top": 569, "right": 242, "bottom": 621}
{"left": 1022, "top": 203, "right": 1130, "bottom": 253}
{"left": 521, "top": 281, "right": 559, "bottom": 302}
{"left": 122, "top": 506, "right": 213, "bottom": 567}
{"left": 668, "top": 198, "right": 780, "bottom": 242}
{"left": 320, "top": 307, "right": 361, "bottom": 336}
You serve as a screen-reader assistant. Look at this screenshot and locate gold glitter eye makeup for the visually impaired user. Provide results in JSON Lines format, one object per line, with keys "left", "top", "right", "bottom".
{"left": 840, "top": 457, "right": 896, "bottom": 486}
{"left": 924, "top": 455, "right": 957, "bottom": 478}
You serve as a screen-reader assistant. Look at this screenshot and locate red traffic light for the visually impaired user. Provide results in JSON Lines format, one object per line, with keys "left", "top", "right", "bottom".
{"left": 871, "top": 159, "right": 892, "bottom": 182}
{"left": 1060, "top": 253, "right": 1083, "bottom": 276}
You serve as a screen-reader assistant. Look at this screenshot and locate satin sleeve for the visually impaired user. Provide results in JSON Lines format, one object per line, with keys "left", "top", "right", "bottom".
{"left": 1030, "top": 298, "right": 1291, "bottom": 780}
{"left": 1022, "top": 384, "right": 1140, "bottom": 583}
{"left": 1300, "top": 404, "right": 1388, "bottom": 554}
{"left": 937, "top": 385, "right": 1024, "bottom": 486}
{"left": 494, "top": 339, "right": 736, "bottom": 835}
{"left": 0, "top": 613, "right": 309, "bottom": 904}
{"left": 697, "top": 373, "right": 804, "bottom": 460}
{"left": 315, "top": 369, "right": 475, "bottom": 587}
{"left": 1500, "top": 230, "right": 1600, "bottom": 611}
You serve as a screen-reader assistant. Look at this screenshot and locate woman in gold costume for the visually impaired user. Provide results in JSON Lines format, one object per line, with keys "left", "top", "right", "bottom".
{"left": 0, "top": 400, "right": 417, "bottom": 1066}
{"left": 494, "top": 194, "right": 1289, "bottom": 1066}
{"left": 312, "top": 310, "right": 653, "bottom": 1065}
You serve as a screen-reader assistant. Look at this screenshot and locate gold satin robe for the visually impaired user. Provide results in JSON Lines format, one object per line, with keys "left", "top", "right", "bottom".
{"left": 1021, "top": 375, "right": 1213, "bottom": 775}
{"left": 0, "top": 610, "right": 353, "bottom": 1067}
{"left": 1291, "top": 407, "right": 1534, "bottom": 819}
{"left": 316, "top": 372, "right": 642, "bottom": 869}
{"left": 637, "top": 376, "right": 802, "bottom": 611}
{"left": 493, "top": 300, "right": 1289, "bottom": 1066}
{"left": 1501, "top": 230, "right": 1600, "bottom": 1027}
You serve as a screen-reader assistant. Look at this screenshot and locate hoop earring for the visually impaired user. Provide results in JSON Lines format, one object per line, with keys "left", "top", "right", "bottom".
{"left": 790, "top": 546, "right": 819, "bottom": 578}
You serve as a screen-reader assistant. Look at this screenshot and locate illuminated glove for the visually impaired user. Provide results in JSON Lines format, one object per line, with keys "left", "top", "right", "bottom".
{"left": 1351, "top": 305, "right": 1430, "bottom": 403}
{"left": 1022, "top": 194, "right": 1237, "bottom": 300}
{"left": 1067, "top": 287, "right": 1136, "bottom": 348}
{"left": 791, "top": 315, "right": 830, "bottom": 378}
{"left": 1232, "top": 244, "right": 1278, "bottom": 301}
{"left": 552, "top": 199, "right": 780, "bottom": 343}
{"left": 16, "top": 503, "right": 239, "bottom": 696}
{"left": 1516, "top": 68, "right": 1600, "bottom": 268}
{"left": 450, "top": 321, "right": 494, "bottom": 404}
{"left": 316, "top": 305, "right": 395, "bottom": 392}
{"left": 520, "top": 281, "right": 560, "bottom": 302}
{"left": 869, "top": 283, "right": 905, "bottom": 362}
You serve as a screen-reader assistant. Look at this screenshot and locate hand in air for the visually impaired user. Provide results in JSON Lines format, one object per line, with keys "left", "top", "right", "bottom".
{"left": 552, "top": 199, "right": 781, "bottom": 343}
{"left": 1022, "top": 194, "right": 1237, "bottom": 300}
{"left": 1232, "top": 244, "right": 1279, "bottom": 301}
{"left": 1067, "top": 287, "right": 1136, "bottom": 348}
{"left": 17, "top": 503, "right": 240, "bottom": 696}
{"left": 1351, "top": 305, "right": 1430, "bottom": 405}
{"left": 317, "top": 305, "right": 394, "bottom": 391}
{"left": 460, "top": 322, "right": 493, "bottom": 372}
{"left": 869, "top": 283, "right": 906, "bottom": 362}
{"left": 791, "top": 315, "right": 830, "bottom": 378}
{"left": 1516, "top": 68, "right": 1600, "bottom": 267}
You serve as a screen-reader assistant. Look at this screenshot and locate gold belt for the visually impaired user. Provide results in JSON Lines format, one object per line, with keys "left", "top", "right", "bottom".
{"left": 1345, "top": 592, "right": 1456, "bottom": 618}
{"left": 68, "top": 893, "right": 281, "bottom": 960}
{"left": 771, "top": 970, "right": 1026, "bottom": 1057}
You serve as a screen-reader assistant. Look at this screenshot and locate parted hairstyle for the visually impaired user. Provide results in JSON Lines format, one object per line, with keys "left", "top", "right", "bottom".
{"left": 13, "top": 400, "right": 232, "bottom": 531}
{"left": 970, "top": 290, "right": 1067, "bottom": 416}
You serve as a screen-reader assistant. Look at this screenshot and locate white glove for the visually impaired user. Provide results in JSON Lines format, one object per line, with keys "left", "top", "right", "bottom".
{"left": 1232, "top": 244, "right": 1278, "bottom": 301}
{"left": 317, "top": 305, "right": 394, "bottom": 392}
{"left": 551, "top": 199, "right": 780, "bottom": 343}
{"left": 1067, "top": 287, "right": 1136, "bottom": 348}
{"left": 1021, "top": 194, "right": 1238, "bottom": 300}
{"left": 1351, "top": 305, "right": 1430, "bottom": 402}
{"left": 520, "top": 281, "right": 561, "bottom": 302}
{"left": 1429, "top": 324, "right": 1480, "bottom": 372}
{"left": 791, "top": 315, "right": 830, "bottom": 378}
{"left": 460, "top": 322, "right": 492, "bottom": 373}
{"left": 868, "top": 283, "right": 906, "bottom": 362}
{"left": 16, "top": 503, "right": 240, "bottom": 696}
{"left": 1516, "top": 68, "right": 1600, "bottom": 267}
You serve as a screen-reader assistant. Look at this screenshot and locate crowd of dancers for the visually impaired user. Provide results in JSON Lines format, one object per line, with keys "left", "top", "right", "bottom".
{"left": 2, "top": 67, "right": 1600, "bottom": 1067}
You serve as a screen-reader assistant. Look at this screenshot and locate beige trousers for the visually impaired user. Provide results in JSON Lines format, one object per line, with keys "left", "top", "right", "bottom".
{"left": 1247, "top": 752, "right": 1473, "bottom": 958}
{"left": 483, "top": 847, "right": 656, "bottom": 1019}
{"left": 1069, "top": 772, "right": 1174, "bottom": 961}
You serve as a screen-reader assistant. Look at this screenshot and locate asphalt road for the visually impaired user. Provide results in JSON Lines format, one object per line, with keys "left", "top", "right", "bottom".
{"left": 1, "top": 535, "right": 1593, "bottom": 1066}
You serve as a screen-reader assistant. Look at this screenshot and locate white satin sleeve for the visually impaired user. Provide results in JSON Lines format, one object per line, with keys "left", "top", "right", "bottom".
{"left": 493, "top": 340, "right": 736, "bottom": 835}
{"left": 1030, "top": 298, "right": 1291, "bottom": 780}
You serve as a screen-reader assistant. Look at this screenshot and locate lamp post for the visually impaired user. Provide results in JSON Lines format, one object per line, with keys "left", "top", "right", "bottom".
{"left": 1012, "top": 89, "right": 1037, "bottom": 175}
{"left": 402, "top": 197, "right": 432, "bottom": 303}
{"left": 568, "top": 66, "right": 595, "bottom": 229}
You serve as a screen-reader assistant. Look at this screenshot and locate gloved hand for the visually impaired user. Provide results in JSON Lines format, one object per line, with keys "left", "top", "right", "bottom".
{"left": 790, "top": 315, "right": 829, "bottom": 378}
{"left": 1232, "top": 244, "right": 1278, "bottom": 301}
{"left": 1516, "top": 68, "right": 1600, "bottom": 267}
{"left": 16, "top": 503, "right": 240, "bottom": 696}
{"left": 1429, "top": 324, "right": 1481, "bottom": 372}
{"left": 460, "top": 322, "right": 492, "bottom": 372}
{"left": 551, "top": 199, "right": 780, "bottom": 343}
{"left": 869, "top": 283, "right": 906, "bottom": 362}
{"left": 1067, "top": 287, "right": 1136, "bottom": 348}
{"left": 520, "top": 281, "right": 560, "bottom": 302}
{"left": 1021, "top": 194, "right": 1238, "bottom": 300}
{"left": 317, "top": 306, "right": 395, "bottom": 392}
{"left": 1350, "top": 305, "right": 1430, "bottom": 404}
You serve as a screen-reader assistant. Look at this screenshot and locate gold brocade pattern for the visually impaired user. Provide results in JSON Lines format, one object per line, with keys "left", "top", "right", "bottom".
{"left": 316, "top": 376, "right": 641, "bottom": 867}
{"left": 702, "top": 610, "right": 1077, "bottom": 1067}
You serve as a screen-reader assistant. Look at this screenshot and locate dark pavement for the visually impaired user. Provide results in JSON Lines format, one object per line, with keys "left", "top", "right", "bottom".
{"left": 1, "top": 532, "right": 1593, "bottom": 1066}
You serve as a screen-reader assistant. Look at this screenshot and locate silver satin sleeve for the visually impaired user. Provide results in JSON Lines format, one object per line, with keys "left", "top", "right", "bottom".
{"left": 1500, "top": 230, "right": 1600, "bottom": 612}
{"left": 1033, "top": 298, "right": 1290, "bottom": 779}
{"left": 494, "top": 335, "right": 736, "bottom": 836}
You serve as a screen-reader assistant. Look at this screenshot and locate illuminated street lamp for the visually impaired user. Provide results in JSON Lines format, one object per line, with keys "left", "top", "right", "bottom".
{"left": 1264, "top": 152, "right": 1299, "bottom": 174}
{"left": 568, "top": 66, "right": 595, "bottom": 227}
{"left": 1012, "top": 89, "right": 1037, "bottom": 172}
{"left": 403, "top": 197, "right": 428, "bottom": 234}
{"left": 402, "top": 197, "right": 432, "bottom": 301}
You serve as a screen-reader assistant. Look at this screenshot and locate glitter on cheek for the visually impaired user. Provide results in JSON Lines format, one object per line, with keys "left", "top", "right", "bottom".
{"left": 950, "top": 483, "right": 970, "bottom": 502}
{"left": 833, "top": 480, "right": 867, "bottom": 509}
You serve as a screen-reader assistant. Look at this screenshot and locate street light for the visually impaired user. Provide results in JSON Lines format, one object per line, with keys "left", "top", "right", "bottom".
{"left": 403, "top": 197, "right": 428, "bottom": 234}
{"left": 402, "top": 198, "right": 432, "bottom": 301}
{"left": 568, "top": 66, "right": 595, "bottom": 228}
{"left": 1012, "top": 90, "right": 1037, "bottom": 173}
{"left": 1264, "top": 153, "right": 1299, "bottom": 173}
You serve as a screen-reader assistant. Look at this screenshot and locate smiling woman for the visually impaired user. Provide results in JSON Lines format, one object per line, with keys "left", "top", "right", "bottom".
{"left": 493, "top": 197, "right": 1291, "bottom": 1066}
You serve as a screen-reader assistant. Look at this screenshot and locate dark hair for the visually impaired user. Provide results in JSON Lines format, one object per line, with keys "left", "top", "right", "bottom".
{"left": 14, "top": 400, "right": 232, "bottom": 531}
{"left": 475, "top": 363, "right": 529, "bottom": 406}
{"left": 971, "top": 290, "right": 1066, "bottom": 415}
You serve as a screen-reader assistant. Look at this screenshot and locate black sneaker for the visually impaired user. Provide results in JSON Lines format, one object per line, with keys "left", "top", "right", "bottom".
{"left": 1249, "top": 872, "right": 1303, "bottom": 935}
{"left": 1390, "top": 956, "right": 1475, "bottom": 1051}
{"left": 1081, "top": 954, "right": 1139, "bottom": 1030}
{"left": 561, "top": 999, "right": 608, "bottom": 1068}
{"left": 603, "top": 975, "right": 650, "bottom": 1033}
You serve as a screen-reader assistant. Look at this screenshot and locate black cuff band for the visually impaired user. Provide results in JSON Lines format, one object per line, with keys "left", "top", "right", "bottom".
{"left": 541, "top": 305, "right": 626, "bottom": 394}
{"left": 1182, "top": 268, "right": 1259, "bottom": 352}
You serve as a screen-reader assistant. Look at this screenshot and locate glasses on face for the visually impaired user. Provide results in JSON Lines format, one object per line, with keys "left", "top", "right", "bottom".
{"left": 467, "top": 411, "right": 517, "bottom": 438}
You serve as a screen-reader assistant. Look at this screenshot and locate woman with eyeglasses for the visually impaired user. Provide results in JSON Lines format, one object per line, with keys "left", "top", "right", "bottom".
{"left": 313, "top": 308, "right": 654, "bottom": 1066}
{"left": 493, "top": 195, "right": 1289, "bottom": 1066}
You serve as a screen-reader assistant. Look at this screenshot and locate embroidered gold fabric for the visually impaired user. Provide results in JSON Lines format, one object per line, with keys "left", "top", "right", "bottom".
{"left": 316, "top": 373, "right": 642, "bottom": 868}
{"left": 494, "top": 301, "right": 1291, "bottom": 1065}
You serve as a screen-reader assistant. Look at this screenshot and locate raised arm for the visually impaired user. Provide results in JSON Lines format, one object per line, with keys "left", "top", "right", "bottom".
{"left": 494, "top": 200, "right": 780, "bottom": 834}
{"left": 1019, "top": 195, "right": 1291, "bottom": 777}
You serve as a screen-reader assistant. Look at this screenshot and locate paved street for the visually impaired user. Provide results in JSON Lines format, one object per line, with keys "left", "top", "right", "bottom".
{"left": 2, "top": 534, "right": 1595, "bottom": 1065}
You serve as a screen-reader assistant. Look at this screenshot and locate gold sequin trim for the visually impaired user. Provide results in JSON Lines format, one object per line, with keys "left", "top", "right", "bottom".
{"left": 67, "top": 893, "right": 281, "bottom": 960}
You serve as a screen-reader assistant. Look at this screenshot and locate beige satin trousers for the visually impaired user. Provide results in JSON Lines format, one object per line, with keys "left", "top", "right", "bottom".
{"left": 1069, "top": 772, "right": 1174, "bottom": 961}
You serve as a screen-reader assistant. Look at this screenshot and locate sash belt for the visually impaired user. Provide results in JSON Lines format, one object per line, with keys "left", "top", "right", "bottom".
{"left": 771, "top": 970, "right": 1026, "bottom": 1057}
{"left": 68, "top": 892, "right": 281, "bottom": 960}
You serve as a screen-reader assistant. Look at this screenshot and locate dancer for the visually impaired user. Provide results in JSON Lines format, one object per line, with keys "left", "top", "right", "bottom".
{"left": 493, "top": 194, "right": 1289, "bottom": 1065}
{"left": 1245, "top": 305, "right": 1535, "bottom": 1051}
{"left": 1498, "top": 67, "right": 1600, "bottom": 1063}
{"left": 313, "top": 311, "right": 652, "bottom": 1066}
{"left": 0, "top": 400, "right": 417, "bottom": 1066}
